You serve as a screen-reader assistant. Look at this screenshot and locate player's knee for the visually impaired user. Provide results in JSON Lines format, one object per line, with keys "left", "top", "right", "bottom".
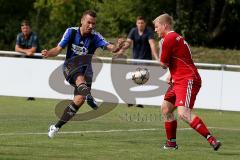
{"left": 178, "top": 112, "right": 185, "bottom": 120}
{"left": 177, "top": 111, "right": 190, "bottom": 122}
{"left": 74, "top": 96, "right": 86, "bottom": 106}
{"left": 161, "top": 105, "right": 170, "bottom": 116}
{"left": 77, "top": 83, "right": 90, "bottom": 96}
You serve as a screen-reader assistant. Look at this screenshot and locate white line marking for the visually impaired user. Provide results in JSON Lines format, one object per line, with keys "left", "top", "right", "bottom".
{"left": 0, "top": 127, "right": 239, "bottom": 136}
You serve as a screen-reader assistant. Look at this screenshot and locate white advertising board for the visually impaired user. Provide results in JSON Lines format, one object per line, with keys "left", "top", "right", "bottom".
{"left": 0, "top": 57, "right": 239, "bottom": 111}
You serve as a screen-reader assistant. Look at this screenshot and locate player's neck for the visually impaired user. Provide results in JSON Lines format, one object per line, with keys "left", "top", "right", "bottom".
{"left": 80, "top": 27, "right": 91, "bottom": 37}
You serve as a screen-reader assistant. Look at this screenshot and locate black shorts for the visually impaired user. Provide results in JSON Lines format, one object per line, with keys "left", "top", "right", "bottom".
{"left": 72, "top": 72, "right": 92, "bottom": 96}
{"left": 63, "top": 65, "right": 92, "bottom": 95}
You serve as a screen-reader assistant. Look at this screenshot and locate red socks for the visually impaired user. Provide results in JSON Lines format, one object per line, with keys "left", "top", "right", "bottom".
{"left": 190, "top": 116, "right": 211, "bottom": 138}
{"left": 164, "top": 117, "right": 215, "bottom": 145}
{"left": 165, "top": 120, "right": 177, "bottom": 143}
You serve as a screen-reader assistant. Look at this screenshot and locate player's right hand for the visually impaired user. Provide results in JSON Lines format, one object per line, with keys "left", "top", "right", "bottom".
{"left": 41, "top": 49, "right": 49, "bottom": 58}
{"left": 166, "top": 74, "right": 173, "bottom": 85}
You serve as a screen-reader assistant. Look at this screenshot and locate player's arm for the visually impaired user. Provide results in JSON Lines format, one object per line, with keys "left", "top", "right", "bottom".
{"left": 159, "top": 41, "right": 169, "bottom": 69}
{"left": 15, "top": 45, "right": 37, "bottom": 56}
{"left": 42, "top": 28, "right": 71, "bottom": 58}
{"left": 41, "top": 45, "right": 63, "bottom": 58}
{"left": 166, "top": 73, "right": 173, "bottom": 85}
{"left": 159, "top": 37, "right": 173, "bottom": 69}
{"left": 159, "top": 61, "right": 168, "bottom": 69}
{"left": 148, "top": 39, "right": 158, "bottom": 60}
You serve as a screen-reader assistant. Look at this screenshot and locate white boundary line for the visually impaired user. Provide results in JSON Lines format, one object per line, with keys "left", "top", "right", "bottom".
{"left": 0, "top": 127, "right": 239, "bottom": 136}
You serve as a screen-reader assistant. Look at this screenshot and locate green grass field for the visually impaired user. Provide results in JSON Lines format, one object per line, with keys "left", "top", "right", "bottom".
{"left": 0, "top": 96, "right": 240, "bottom": 160}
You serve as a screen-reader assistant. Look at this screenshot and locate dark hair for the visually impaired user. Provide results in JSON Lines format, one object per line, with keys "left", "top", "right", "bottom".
{"left": 21, "top": 20, "right": 30, "bottom": 26}
{"left": 136, "top": 16, "right": 146, "bottom": 21}
{"left": 82, "top": 10, "right": 97, "bottom": 18}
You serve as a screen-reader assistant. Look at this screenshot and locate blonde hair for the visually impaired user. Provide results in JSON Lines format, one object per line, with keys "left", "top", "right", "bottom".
{"left": 153, "top": 13, "right": 174, "bottom": 29}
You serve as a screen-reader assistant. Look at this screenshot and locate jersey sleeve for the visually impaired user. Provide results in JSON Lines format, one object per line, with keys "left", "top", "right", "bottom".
{"left": 31, "top": 34, "right": 39, "bottom": 48}
{"left": 160, "top": 35, "right": 175, "bottom": 65}
{"left": 94, "top": 32, "right": 109, "bottom": 50}
{"left": 147, "top": 28, "right": 154, "bottom": 40}
{"left": 58, "top": 28, "right": 72, "bottom": 48}
{"left": 16, "top": 34, "right": 21, "bottom": 45}
{"left": 127, "top": 28, "right": 135, "bottom": 40}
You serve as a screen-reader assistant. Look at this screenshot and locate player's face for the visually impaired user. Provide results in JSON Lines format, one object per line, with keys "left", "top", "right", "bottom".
{"left": 136, "top": 20, "right": 146, "bottom": 31}
{"left": 21, "top": 25, "right": 31, "bottom": 36}
{"left": 154, "top": 22, "right": 165, "bottom": 38}
{"left": 81, "top": 15, "right": 96, "bottom": 35}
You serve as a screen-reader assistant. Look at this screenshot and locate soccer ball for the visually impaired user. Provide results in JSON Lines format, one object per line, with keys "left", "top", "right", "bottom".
{"left": 132, "top": 68, "right": 150, "bottom": 85}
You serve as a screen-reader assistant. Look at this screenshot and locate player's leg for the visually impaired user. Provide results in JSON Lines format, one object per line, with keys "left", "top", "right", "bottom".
{"left": 48, "top": 75, "right": 86, "bottom": 138}
{"left": 178, "top": 106, "right": 221, "bottom": 150}
{"left": 176, "top": 81, "right": 221, "bottom": 151}
{"left": 161, "top": 86, "right": 178, "bottom": 150}
{"left": 75, "top": 75, "right": 90, "bottom": 96}
{"left": 84, "top": 76, "right": 98, "bottom": 110}
{"left": 71, "top": 72, "right": 98, "bottom": 110}
{"left": 48, "top": 95, "right": 84, "bottom": 138}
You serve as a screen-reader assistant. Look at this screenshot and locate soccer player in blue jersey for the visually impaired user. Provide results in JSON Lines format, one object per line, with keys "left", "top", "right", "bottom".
{"left": 42, "top": 10, "right": 125, "bottom": 138}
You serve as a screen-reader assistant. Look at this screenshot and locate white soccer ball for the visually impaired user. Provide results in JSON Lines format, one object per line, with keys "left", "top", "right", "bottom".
{"left": 132, "top": 68, "right": 150, "bottom": 85}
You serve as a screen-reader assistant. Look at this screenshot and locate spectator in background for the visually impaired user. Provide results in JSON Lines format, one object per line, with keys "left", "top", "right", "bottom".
{"left": 15, "top": 20, "right": 40, "bottom": 57}
{"left": 119, "top": 16, "right": 159, "bottom": 108}
{"left": 15, "top": 20, "right": 41, "bottom": 100}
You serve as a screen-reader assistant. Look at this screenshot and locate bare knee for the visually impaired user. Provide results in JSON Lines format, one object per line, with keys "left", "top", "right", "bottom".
{"left": 161, "top": 105, "right": 170, "bottom": 116}
{"left": 161, "top": 101, "right": 174, "bottom": 114}
{"left": 161, "top": 101, "right": 175, "bottom": 121}
{"left": 177, "top": 107, "right": 195, "bottom": 123}
{"left": 73, "top": 95, "right": 85, "bottom": 107}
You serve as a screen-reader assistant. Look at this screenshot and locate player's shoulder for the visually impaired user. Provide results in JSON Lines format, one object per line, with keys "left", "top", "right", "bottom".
{"left": 92, "top": 30, "right": 105, "bottom": 40}
{"left": 69, "top": 27, "right": 78, "bottom": 31}
{"left": 167, "top": 31, "right": 179, "bottom": 37}
{"left": 165, "top": 31, "right": 180, "bottom": 41}
{"left": 65, "top": 27, "right": 78, "bottom": 34}
{"left": 162, "top": 31, "right": 180, "bottom": 46}
{"left": 62, "top": 27, "right": 78, "bottom": 39}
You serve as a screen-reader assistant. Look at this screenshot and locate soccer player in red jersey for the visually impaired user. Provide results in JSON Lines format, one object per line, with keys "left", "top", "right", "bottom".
{"left": 153, "top": 13, "right": 221, "bottom": 151}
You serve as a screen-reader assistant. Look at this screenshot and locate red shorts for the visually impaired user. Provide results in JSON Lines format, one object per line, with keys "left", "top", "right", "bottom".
{"left": 164, "top": 79, "right": 201, "bottom": 109}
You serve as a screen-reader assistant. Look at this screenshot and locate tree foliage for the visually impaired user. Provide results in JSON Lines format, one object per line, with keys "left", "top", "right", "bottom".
{"left": 0, "top": 0, "right": 240, "bottom": 50}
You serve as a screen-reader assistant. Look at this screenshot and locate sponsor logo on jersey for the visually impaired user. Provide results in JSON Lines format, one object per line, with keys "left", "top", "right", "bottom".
{"left": 71, "top": 44, "right": 88, "bottom": 55}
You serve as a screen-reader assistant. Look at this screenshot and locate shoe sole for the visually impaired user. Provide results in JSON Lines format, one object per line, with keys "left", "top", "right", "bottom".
{"left": 213, "top": 142, "right": 222, "bottom": 151}
{"left": 163, "top": 145, "right": 178, "bottom": 150}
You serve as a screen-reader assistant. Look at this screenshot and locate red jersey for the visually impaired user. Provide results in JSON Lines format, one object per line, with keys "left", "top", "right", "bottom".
{"left": 160, "top": 31, "right": 201, "bottom": 84}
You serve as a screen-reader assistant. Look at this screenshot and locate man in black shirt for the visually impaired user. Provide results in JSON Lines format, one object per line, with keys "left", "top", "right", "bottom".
{"left": 123, "top": 16, "right": 158, "bottom": 60}
{"left": 120, "top": 16, "right": 158, "bottom": 108}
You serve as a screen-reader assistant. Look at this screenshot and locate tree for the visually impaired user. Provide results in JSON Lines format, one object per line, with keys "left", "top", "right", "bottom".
{"left": 0, "top": 0, "right": 36, "bottom": 50}
{"left": 34, "top": 0, "right": 98, "bottom": 48}
{"left": 96, "top": 0, "right": 176, "bottom": 37}
{"left": 175, "top": 0, "right": 240, "bottom": 48}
